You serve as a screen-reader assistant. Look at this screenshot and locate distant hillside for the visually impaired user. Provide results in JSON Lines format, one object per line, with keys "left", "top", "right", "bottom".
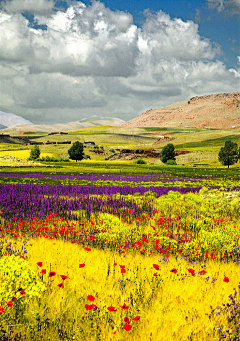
{"left": 0, "top": 111, "right": 32, "bottom": 128}
{"left": 7, "top": 117, "right": 126, "bottom": 133}
{"left": 121, "top": 92, "right": 240, "bottom": 129}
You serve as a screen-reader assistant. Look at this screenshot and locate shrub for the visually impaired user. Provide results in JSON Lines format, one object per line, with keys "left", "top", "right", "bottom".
{"left": 135, "top": 159, "right": 147, "bottom": 164}
{"left": 166, "top": 159, "right": 177, "bottom": 165}
{"left": 29, "top": 145, "right": 40, "bottom": 160}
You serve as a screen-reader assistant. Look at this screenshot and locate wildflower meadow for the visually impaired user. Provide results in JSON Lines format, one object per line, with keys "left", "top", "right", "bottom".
{"left": 0, "top": 172, "right": 239, "bottom": 340}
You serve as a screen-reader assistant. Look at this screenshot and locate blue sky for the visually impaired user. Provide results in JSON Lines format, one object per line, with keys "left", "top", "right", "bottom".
{"left": 0, "top": 0, "right": 239, "bottom": 124}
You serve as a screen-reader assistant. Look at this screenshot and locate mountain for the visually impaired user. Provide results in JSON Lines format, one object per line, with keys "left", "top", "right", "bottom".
{"left": 121, "top": 92, "right": 240, "bottom": 129}
{"left": 6, "top": 116, "right": 126, "bottom": 132}
{"left": 0, "top": 111, "right": 33, "bottom": 128}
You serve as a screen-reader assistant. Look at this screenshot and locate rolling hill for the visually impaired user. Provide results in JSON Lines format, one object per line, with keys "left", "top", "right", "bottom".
{"left": 121, "top": 92, "right": 240, "bottom": 129}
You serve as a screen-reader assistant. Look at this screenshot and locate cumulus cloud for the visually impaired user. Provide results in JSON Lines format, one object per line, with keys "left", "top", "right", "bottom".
{"left": 0, "top": 0, "right": 55, "bottom": 14}
{"left": 0, "top": 0, "right": 239, "bottom": 124}
{"left": 207, "top": 0, "right": 240, "bottom": 14}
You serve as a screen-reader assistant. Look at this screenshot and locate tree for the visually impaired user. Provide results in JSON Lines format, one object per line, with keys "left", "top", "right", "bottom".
{"left": 161, "top": 143, "right": 175, "bottom": 163}
{"left": 68, "top": 141, "right": 84, "bottom": 162}
{"left": 29, "top": 145, "right": 40, "bottom": 160}
{"left": 218, "top": 140, "right": 238, "bottom": 168}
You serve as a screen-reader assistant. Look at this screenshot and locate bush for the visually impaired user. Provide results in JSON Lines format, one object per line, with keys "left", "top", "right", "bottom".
{"left": 166, "top": 159, "right": 177, "bottom": 165}
{"left": 29, "top": 145, "right": 40, "bottom": 160}
{"left": 135, "top": 159, "right": 147, "bottom": 164}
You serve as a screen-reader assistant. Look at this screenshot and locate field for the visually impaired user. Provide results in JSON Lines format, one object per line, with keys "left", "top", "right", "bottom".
{"left": 0, "top": 127, "right": 239, "bottom": 340}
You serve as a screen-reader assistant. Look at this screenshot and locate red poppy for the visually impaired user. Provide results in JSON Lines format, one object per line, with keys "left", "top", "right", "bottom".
{"left": 79, "top": 263, "right": 85, "bottom": 268}
{"left": 49, "top": 272, "right": 56, "bottom": 277}
{"left": 41, "top": 269, "right": 46, "bottom": 274}
{"left": 84, "top": 247, "right": 91, "bottom": 251}
{"left": 112, "top": 331, "right": 116, "bottom": 335}
{"left": 124, "top": 317, "right": 130, "bottom": 323}
{"left": 153, "top": 273, "right": 158, "bottom": 277}
{"left": 36, "top": 262, "right": 43, "bottom": 267}
{"left": 114, "top": 263, "right": 117, "bottom": 266}
{"left": 85, "top": 304, "right": 97, "bottom": 310}
{"left": 132, "top": 316, "right": 140, "bottom": 321}
{"left": 120, "top": 303, "right": 129, "bottom": 310}
{"left": 223, "top": 276, "right": 229, "bottom": 283}
{"left": 20, "top": 256, "right": 26, "bottom": 260}
{"left": 119, "top": 265, "right": 125, "bottom": 268}
{"left": 170, "top": 268, "right": 177, "bottom": 274}
{"left": 107, "top": 306, "right": 117, "bottom": 312}
{"left": 153, "top": 264, "right": 159, "bottom": 270}
{"left": 87, "top": 295, "right": 95, "bottom": 302}
{"left": 199, "top": 270, "right": 207, "bottom": 275}
{"left": 188, "top": 268, "right": 195, "bottom": 275}
{"left": 60, "top": 275, "right": 68, "bottom": 280}
{"left": 121, "top": 268, "right": 126, "bottom": 273}
{"left": 7, "top": 301, "right": 13, "bottom": 307}
{"left": 58, "top": 282, "right": 64, "bottom": 288}
{"left": 124, "top": 324, "right": 132, "bottom": 331}
{"left": 12, "top": 297, "right": 17, "bottom": 301}
{"left": 20, "top": 290, "right": 25, "bottom": 295}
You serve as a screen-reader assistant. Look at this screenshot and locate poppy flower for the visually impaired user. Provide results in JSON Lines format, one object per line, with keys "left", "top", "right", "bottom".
{"left": 84, "top": 247, "right": 91, "bottom": 251}
{"left": 223, "top": 276, "right": 229, "bottom": 283}
{"left": 188, "top": 268, "right": 195, "bottom": 275}
{"left": 36, "top": 262, "right": 43, "bottom": 267}
{"left": 153, "top": 264, "right": 159, "bottom": 270}
{"left": 124, "top": 317, "right": 130, "bottom": 323}
{"left": 170, "top": 268, "right": 177, "bottom": 274}
{"left": 199, "top": 270, "right": 207, "bottom": 275}
{"left": 7, "top": 301, "right": 13, "bottom": 307}
{"left": 79, "top": 263, "right": 85, "bottom": 268}
{"left": 120, "top": 303, "right": 129, "bottom": 310}
{"left": 20, "top": 256, "right": 26, "bottom": 260}
{"left": 114, "top": 263, "right": 117, "bottom": 266}
{"left": 41, "top": 269, "right": 46, "bottom": 274}
{"left": 12, "top": 297, "right": 17, "bottom": 301}
{"left": 0, "top": 306, "right": 5, "bottom": 313}
{"left": 87, "top": 295, "right": 95, "bottom": 302}
{"left": 153, "top": 273, "right": 158, "bottom": 277}
{"left": 112, "top": 331, "right": 117, "bottom": 335}
{"left": 58, "top": 282, "right": 64, "bottom": 288}
{"left": 85, "top": 304, "right": 97, "bottom": 311}
{"left": 121, "top": 268, "right": 126, "bottom": 273}
{"left": 49, "top": 272, "right": 56, "bottom": 277}
{"left": 107, "top": 306, "right": 117, "bottom": 312}
{"left": 20, "top": 290, "right": 25, "bottom": 295}
{"left": 60, "top": 275, "right": 68, "bottom": 280}
{"left": 132, "top": 316, "right": 140, "bottom": 321}
{"left": 119, "top": 265, "right": 125, "bottom": 268}
{"left": 124, "top": 324, "right": 132, "bottom": 331}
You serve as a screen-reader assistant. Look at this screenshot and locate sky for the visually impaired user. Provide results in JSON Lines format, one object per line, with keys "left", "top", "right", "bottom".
{"left": 0, "top": 0, "right": 239, "bottom": 124}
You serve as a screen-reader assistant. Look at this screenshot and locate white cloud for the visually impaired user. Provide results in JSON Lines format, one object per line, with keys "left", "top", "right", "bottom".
{"left": 1, "top": 0, "right": 55, "bottom": 14}
{"left": 207, "top": 0, "right": 240, "bottom": 14}
{"left": 0, "top": 1, "right": 239, "bottom": 124}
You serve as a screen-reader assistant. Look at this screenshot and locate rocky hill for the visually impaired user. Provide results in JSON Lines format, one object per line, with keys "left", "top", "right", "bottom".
{"left": 121, "top": 92, "right": 240, "bottom": 129}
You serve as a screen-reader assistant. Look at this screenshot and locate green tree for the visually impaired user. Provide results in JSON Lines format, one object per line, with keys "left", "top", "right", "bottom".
{"left": 161, "top": 143, "right": 176, "bottom": 163}
{"left": 68, "top": 141, "right": 84, "bottom": 162}
{"left": 29, "top": 145, "right": 40, "bottom": 160}
{"left": 218, "top": 140, "right": 238, "bottom": 168}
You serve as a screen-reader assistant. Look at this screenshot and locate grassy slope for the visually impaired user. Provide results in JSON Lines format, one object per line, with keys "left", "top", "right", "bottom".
{"left": 1, "top": 126, "right": 240, "bottom": 171}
